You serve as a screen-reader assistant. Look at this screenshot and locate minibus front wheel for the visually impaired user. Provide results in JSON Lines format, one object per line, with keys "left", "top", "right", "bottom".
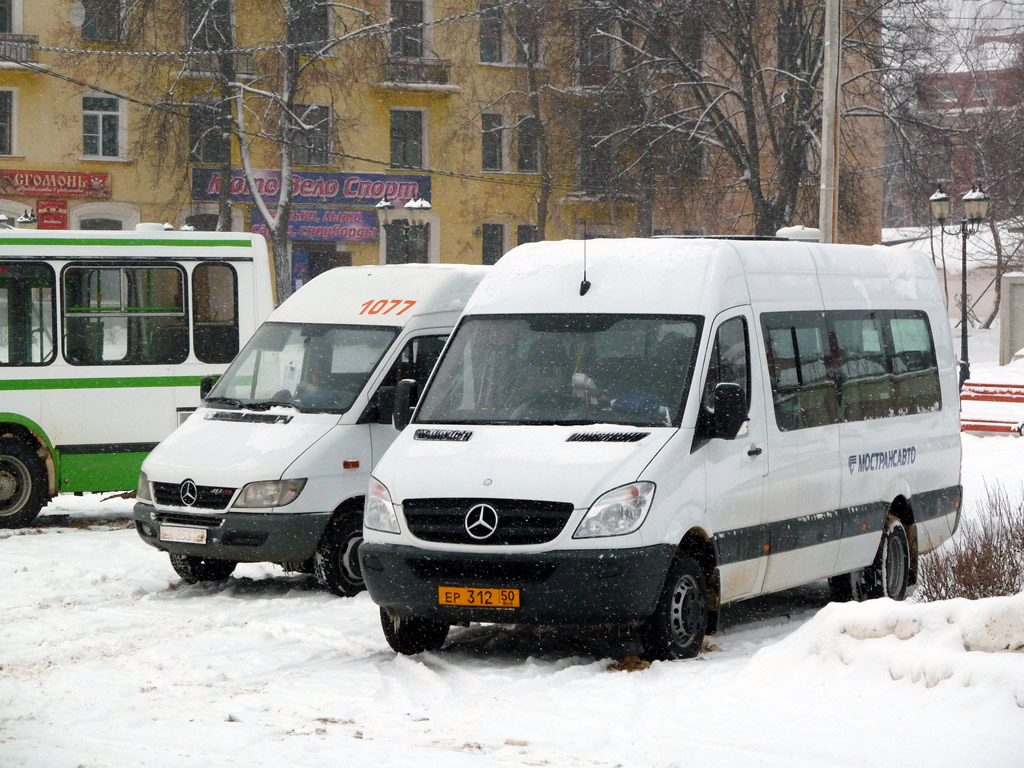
{"left": 380, "top": 609, "right": 449, "bottom": 655}
{"left": 169, "top": 553, "right": 236, "bottom": 584}
{"left": 314, "top": 513, "right": 365, "bottom": 597}
{"left": 641, "top": 555, "right": 709, "bottom": 661}
{"left": 0, "top": 437, "right": 47, "bottom": 529}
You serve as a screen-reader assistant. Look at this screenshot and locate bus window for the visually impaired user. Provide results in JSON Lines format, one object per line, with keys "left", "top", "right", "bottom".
{"left": 63, "top": 265, "right": 187, "bottom": 365}
{"left": 0, "top": 262, "right": 56, "bottom": 365}
{"left": 192, "top": 263, "right": 238, "bottom": 363}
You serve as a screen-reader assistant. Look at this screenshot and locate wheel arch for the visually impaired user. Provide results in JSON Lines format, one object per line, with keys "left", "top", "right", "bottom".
{"left": 675, "top": 526, "right": 720, "bottom": 634}
{"left": 889, "top": 494, "right": 918, "bottom": 586}
{"left": 0, "top": 415, "right": 57, "bottom": 497}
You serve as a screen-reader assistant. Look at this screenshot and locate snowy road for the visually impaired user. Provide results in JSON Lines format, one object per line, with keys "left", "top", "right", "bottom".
{"left": 3, "top": 481, "right": 1023, "bottom": 767}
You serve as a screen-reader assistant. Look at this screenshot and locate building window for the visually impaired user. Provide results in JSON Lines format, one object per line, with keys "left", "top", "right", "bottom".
{"left": 933, "top": 83, "right": 957, "bottom": 105}
{"left": 517, "top": 114, "right": 538, "bottom": 172}
{"left": 189, "top": 104, "right": 230, "bottom": 164}
{"left": 479, "top": 1, "right": 502, "bottom": 62}
{"left": 0, "top": 91, "right": 12, "bottom": 156}
{"left": 390, "top": 0, "right": 424, "bottom": 58}
{"left": 517, "top": 224, "right": 537, "bottom": 245}
{"left": 577, "top": 8, "right": 612, "bottom": 86}
{"left": 82, "top": 96, "right": 121, "bottom": 158}
{"left": 82, "top": 0, "right": 121, "bottom": 43}
{"left": 185, "top": 213, "right": 220, "bottom": 230}
{"left": 578, "top": 116, "right": 615, "bottom": 196}
{"left": 482, "top": 223, "right": 505, "bottom": 265}
{"left": 290, "top": 0, "right": 329, "bottom": 53}
{"left": 186, "top": 0, "right": 233, "bottom": 49}
{"left": 973, "top": 81, "right": 997, "bottom": 103}
{"left": 79, "top": 218, "right": 123, "bottom": 230}
{"left": 0, "top": 1, "right": 11, "bottom": 34}
{"left": 390, "top": 109, "right": 424, "bottom": 169}
{"left": 482, "top": 113, "right": 504, "bottom": 171}
{"left": 293, "top": 104, "right": 330, "bottom": 166}
{"left": 385, "top": 223, "right": 429, "bottom": 263}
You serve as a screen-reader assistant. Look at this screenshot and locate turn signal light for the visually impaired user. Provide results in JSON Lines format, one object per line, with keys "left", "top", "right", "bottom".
{"left": 343, "top": 460, "right": 360, "bottom": 469}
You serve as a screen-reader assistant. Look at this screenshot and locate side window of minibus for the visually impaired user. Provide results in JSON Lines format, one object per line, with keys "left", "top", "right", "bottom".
{"left": 702, "top": 317, "right": 750, "bottom": 412}
{"left": 762, "top": 312, "right": 837, "bottom": 431}
{"left": 887, "top": 312, "right": 941, "bottom": 415}
{"left": 371, "top": 334, "right": 447, "bottom": 422}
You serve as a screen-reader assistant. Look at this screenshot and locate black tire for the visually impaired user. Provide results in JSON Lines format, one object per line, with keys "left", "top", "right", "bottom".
{"left": 380, "top": 608, "right": 449, "bottom": 655}
{"left": 0, "top": 437, "right": 48, "bottom": 529}
{"left": 169, "top": 553, "right": 236, "bottom": 584}
{"left": 827, "top": 573, "right": 855, "bottom": 602}
{"left": 314, "top": 514, "right": 365, "bottom": 597}
{"left": 641, "top": 555, "right": 709, "bottom": 661}
{"left": 861, "top": 517, "right": 911, "bottom": 600}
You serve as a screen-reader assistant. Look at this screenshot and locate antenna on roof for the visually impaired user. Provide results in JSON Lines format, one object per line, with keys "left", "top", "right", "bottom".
{"left": 580, "top": 221, "right": 592, "bottom": 296}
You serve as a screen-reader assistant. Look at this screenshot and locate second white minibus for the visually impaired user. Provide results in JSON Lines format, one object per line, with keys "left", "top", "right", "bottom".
{"left": 362, "top": 237, "right": 961, "bottom": 658}
{"left": 133, "top": 264, "right": 486, "bottom": 594}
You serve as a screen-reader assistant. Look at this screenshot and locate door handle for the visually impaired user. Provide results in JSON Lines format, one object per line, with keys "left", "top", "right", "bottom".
{"left": 747, "top": 445, "right": 763, "bottom": 457}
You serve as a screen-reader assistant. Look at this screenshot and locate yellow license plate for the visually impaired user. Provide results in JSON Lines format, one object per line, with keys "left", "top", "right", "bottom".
{"left": 438, "top": 586, "right": 520, "bottom": 608}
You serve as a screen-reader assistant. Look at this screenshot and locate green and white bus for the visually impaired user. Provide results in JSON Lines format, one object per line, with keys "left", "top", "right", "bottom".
{"left": 0, "top": 226, "right": 274, "bottom": 527}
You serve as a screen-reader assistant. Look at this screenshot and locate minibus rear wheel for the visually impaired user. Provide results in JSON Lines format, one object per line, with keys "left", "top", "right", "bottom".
{"left": 380, "top": 608, "right": 449, "bottom": 655}
{"left": 169, "top": 553, "right": 236, "bottom": 584}
{"left": 0, "top": 437, "right": 47, "bottom": 529}
{"left": 863, "top": 517, "right": 910, "bottom": 600}
{"left": 314, "top": 514, "right": 365, "bottom": 597}
{"left": 641, "top": 555, "right": 709, "bottom": 661}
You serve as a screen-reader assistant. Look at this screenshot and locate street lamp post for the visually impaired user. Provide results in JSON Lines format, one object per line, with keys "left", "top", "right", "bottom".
{"left": 375, "top": 195, "right": 432, "bottom": 264}
{"left": 929, "top": 185, "right": 991, "bottom": 390}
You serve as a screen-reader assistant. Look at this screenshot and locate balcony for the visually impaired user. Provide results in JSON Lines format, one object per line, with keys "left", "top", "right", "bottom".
{"left": 0, "top": 33, "right": 39, "bottom": 68}
{"left": 376, "top": 57, "right": 460, "bottom": 94}
{"left": 181, "top": 51, "right": 255, "bottom": 79}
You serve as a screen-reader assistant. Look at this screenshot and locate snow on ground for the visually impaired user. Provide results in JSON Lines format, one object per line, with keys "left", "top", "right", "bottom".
{"left": 3, "top": 323, "right": 1024, "bottom": 767}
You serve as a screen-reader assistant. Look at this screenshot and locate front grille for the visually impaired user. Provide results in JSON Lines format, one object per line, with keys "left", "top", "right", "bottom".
{"left": 154, "top": 511, "right": 225, "bottom": 528}
{"left": 408, "top": 557, "right": 558, "bottom": 582}
{"left": 153, "top": 482, "right": 236, "bottom": 510}
{"left": 402, "top": 498, "right": 574, "bottom": 545}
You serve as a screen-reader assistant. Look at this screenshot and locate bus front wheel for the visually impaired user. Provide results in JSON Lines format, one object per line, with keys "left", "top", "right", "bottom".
{"left": 0, "top": 438, "right": 48, "bottom": 529}
{"left": 169, "top": 553, "right": 236, "bottom": 584}
{"left": 314, "top": 514, "right": 365, "bottom": 597}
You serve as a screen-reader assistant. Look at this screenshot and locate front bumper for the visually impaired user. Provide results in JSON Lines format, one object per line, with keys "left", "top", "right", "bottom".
{"left": 361, "top": 542, "right": 676, "bottom": 625}
{"left": 133, "top": 501, "right": 332, "bottom": 563}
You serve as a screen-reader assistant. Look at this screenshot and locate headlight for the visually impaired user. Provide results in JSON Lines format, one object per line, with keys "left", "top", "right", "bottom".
{"left": 233, "top": 478, "right": 306, "bottom": 508}
{"left": 365, "top": 478, "right": 400, "bottom": 533}
{"left": 574, "top": 482, "right": 655, "bottom": 539}
{"left": 136, "top": 471, "right": 152, "bottom": 503}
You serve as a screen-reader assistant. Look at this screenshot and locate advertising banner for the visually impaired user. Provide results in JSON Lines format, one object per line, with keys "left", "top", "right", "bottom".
{"left": 0, "top": 170, "right": 111, "bottom": 199}
{"left": 192, "top": 169, "right": 430, "bottom": 207}
{"left": 251, "top": 208, "right": 379, "bottom": 242}
{"left": 36, "top": 200, "right": 68, "bottom": 230}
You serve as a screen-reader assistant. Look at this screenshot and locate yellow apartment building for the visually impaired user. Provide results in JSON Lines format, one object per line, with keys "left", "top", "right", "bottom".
{"left": 0, "top": 1, "right": 883, "bottom": 296}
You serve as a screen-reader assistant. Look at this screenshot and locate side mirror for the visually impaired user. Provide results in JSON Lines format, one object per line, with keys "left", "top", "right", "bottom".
{"left": 375, "top": 385, "right": 396, "bottom": 424}
{"left": 712, "top": 383, "right": 747, "bottom": 439}
{"left": 199, "top": 374, "right": 219, "bottom": 400}
{"left": 393, "top": 378, "right": 418, "bottom": 431}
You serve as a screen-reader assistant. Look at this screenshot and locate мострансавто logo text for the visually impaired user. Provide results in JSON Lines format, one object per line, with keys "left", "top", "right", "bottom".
{"left": 847, "top": 446, "right": 917, "bottom": 474}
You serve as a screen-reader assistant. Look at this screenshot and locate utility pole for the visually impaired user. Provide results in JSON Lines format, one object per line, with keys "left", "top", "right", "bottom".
{"left": 818, "top": 0, "right": 842, "bottom": 243}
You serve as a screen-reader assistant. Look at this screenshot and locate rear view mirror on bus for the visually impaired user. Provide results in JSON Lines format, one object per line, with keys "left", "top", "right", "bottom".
{"left": 200, "top": 375, "right": 219, "bottom": 400}
{"left": 713, "top": 383, "right": 747, "bottom": 439}
{"left": 393, "top": 379, "right": 418, "bottom": 431}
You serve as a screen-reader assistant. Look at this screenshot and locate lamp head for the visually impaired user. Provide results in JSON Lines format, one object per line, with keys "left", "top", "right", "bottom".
{"left": 962, "top": 185, "right": 990, "bottom": 222}
{"left": 929, "top": 186, "right": 951, "bottom": 223}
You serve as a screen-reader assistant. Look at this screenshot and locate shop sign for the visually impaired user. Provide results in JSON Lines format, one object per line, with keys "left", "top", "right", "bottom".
{"left": 0, "top": 170, "right": 111, "bottom": 199}
{"left": 251, "top": 208, "right": 379, "bottom": 242}
{"left": 37, "top": 200, "right": 68, "bottom": 230}
{"left": 192, "top": 168, "right": 430, "bottom": 207}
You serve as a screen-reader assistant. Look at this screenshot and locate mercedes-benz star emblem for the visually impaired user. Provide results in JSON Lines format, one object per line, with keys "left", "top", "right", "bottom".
{"left": 179, "top": 479, "right": 198, "bottom": 507}
{"left": 464, "top": 503, "right": 499, "bottom": 540}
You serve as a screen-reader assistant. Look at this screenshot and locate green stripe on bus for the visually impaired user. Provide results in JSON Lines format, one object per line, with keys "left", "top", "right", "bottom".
{"left": 0, "top": 237, "right": 252, "bottom": 248}
{"left": 58, "top": 451, "right": 148, "bottom": 493}
{"left": 0, "top": 376, "right": 205, "bottom": 391}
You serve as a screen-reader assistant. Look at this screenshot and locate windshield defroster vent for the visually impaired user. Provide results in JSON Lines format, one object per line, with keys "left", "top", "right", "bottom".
{"left": 566, "top": 432, "right": 650, "bottom": 443}
{"left": 206, "top": 411, "right": 293, "bottom": 424}
{"left": 414, "top": 429, "right": 473, "bottom": 442}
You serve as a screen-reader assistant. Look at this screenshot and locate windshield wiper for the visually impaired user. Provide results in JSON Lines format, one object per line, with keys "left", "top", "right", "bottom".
{"left": 203, "top": 396, "right": 243, "bottom": 409}
{"left": 245, "top": 400, "right": 298, "bottom": 411}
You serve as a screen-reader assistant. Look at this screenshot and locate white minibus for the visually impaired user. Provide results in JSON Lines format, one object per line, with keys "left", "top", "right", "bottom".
{"left": 361, "top": 238, "right": 962, "bottom": 658}
{"left": 133, "top": 264, "right": 486, "bottom": 594}
{"left": 0, "top": 227, "right": 273, "bottom": 528}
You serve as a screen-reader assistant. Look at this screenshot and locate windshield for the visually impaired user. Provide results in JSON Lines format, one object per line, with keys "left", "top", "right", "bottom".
{"left": 206, "top": 322, "right": 398, "bottom": 414}
{"left": 417, "top": 314, "right": 702, "bottom": 427}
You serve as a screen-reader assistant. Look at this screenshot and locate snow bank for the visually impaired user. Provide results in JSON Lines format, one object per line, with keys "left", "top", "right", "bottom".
{"left": 746, "top": 593, "right": 1024, "bottom": 708}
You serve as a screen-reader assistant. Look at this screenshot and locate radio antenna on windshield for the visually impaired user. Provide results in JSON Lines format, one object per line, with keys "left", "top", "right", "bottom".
{"left": 580, "top": 221, "right": 592, "bottom": 296}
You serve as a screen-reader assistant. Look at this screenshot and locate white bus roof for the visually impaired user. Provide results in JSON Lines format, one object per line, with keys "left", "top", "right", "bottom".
{"left": 466, "top": 238, "right": 942, "bottom": 316}
{"left": 269, "top": 263, "right": 488, "bottom": 326}
{"left": 0, "top": 229, "right": 265, "bottom": 260}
